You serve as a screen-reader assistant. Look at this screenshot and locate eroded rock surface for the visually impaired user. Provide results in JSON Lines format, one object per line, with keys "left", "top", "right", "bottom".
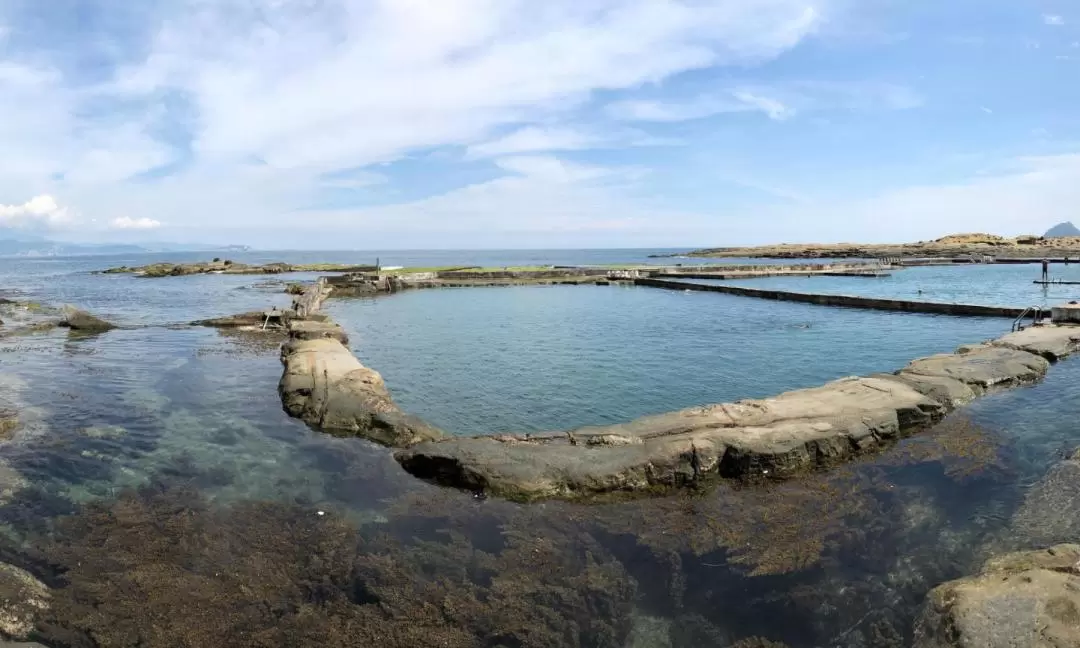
{"left": 913, "top": 544, "right": 1080, "bottom": 648}
{"left": 397, "top": 326, "right": 1080, "bottom": 501}
{"left": 279, "top": 337, "right": 443, "bottom": 446}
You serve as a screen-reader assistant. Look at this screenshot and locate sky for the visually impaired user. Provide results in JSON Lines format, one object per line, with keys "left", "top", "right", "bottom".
{"left": 0, "top": 0, "right": 1077, "bottom": 250}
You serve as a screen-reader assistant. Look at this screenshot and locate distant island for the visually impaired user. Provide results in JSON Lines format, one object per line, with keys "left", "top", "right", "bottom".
{"left": 658, "top": 232, "right": 1080, "bottom": 260}
{"left": 1044, "top": 221, "right": 1080, "bottom": 238}
{"left": 0, "top": 231, "right": 249, "bottom": 258}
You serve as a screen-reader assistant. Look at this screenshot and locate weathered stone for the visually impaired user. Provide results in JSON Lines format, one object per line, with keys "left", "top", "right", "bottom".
{"left": 397, "top": 376, "right": 944, "bottom": 500}
{"left": 0, "top": 562, "right": 48, "bottom": 640}
{"left": 1010, "top": 456, "right": 1080, "bottom": 548}
{"left": 992, "top": 324, "right": 1080, "bottom": 361}
{"left": 899, "top": 345, "right": 1048, "bottom": 391}
{"left": 191, "top": 310, "right": 293, "bottom": 329}
{"left": 279, "top": 338, "right": 444, "bottom": 446}
{"left": 59, "top": 306, "right": 115, "bottom": 332}
{"left": 286, "top": 319, "right": 348, "bottom": 344}
{"left": 913, "top": 544, "right": 1080, "bottom": 648}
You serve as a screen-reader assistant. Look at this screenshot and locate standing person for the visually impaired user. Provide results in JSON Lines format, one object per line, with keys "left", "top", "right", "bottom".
{"left": 1042, "top": 258, "right": 1050, "bottom": 282}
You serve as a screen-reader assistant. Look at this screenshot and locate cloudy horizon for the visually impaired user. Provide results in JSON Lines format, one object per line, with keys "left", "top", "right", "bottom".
{"left": 0, "top": 0, "right": 1076, "bottom": 250}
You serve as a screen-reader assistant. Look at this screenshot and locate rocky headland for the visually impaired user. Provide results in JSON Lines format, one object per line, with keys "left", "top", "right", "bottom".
{"left": 667, "top": 232, "right": 1080, "bottom": 260}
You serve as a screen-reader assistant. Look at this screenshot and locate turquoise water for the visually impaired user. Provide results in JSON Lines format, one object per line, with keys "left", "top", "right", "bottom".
{"left": 328, "top": 285, "right": 1007, "bottom": 435}
{"left": 0, "top": 251, "right": 1073, "bottom": 647}
{"left": 711, "top": 263, "right": 1080, "bottom": 308}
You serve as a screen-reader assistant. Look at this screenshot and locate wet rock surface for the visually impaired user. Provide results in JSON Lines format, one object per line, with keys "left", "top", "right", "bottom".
{"left": 58, "top": 306, "right": 115, "bottom": 333}
{"left": 397, "top": 326, "right": 1080, "bottom": 501}
{"left": 0, "top": 563, "right": 48, "bottom": 640}
{"left": 914, "top": 544, "right": 1080, "bottom": 648}
{"left": 1009, "top": 452, "right": 1080, "bottom": 550}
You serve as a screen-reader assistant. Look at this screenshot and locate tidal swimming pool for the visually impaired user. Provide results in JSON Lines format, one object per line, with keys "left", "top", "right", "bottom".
{"left": 0, "top": 266, "right": 1073, "bottom": 647}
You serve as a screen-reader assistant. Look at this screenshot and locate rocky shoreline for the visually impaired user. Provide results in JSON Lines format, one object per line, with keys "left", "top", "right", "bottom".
{"left": 100, "top": 260, "right": 378, "bottom": 277}
{"left": 666, "top": 232, "right": 1080, "bottom": 260}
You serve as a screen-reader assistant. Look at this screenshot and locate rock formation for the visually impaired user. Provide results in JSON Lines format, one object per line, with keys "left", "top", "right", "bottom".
{"left": 0, "top": 563, "right": 48, "bottom": 641}
{"left": 279, "top": 337, "right": 444, "bottom": 446}
{"left": 913, "top": 544, "right": 1080, "bottom": 647}
{"left": 58, "top": 306, "right": 115, "bottom": 333}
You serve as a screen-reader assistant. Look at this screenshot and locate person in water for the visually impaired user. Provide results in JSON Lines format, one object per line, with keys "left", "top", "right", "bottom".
{"left": 1042, "top": 258, "right": 1050, "bottom": 282}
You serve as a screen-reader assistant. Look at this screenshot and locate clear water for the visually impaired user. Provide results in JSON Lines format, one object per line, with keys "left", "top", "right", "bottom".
{"left": 0, "top": 251, "right": 1073, "bottom": 647}
{"left": 328, "top": 285, "right": 1007, "bottom": 435}
{"left": 710, "top": 262, "right": 1080, "bottom": 308}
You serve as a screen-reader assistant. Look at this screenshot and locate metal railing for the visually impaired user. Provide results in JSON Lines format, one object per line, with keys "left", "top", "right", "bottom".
{"left": 1012, "top": 305, "right": 1044, "bottom": 332}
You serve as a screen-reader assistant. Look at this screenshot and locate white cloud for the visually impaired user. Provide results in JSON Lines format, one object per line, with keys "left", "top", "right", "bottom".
{"left": 0, "top": 0, "right": 827, "bottom": 240}
{"left": 1044, "top": 14, "right": 1065, "bottom": 25}
{"left": 109, "top": 216, "right": 163, "bottom": 230}
{"left": 981, "top": 106, "right": 993, "bottom": 114}
{"left": 609, "top": 82, "right": 920, "bottom": 123}
{"left": 732, "top": 90, "right": 793, "bottom": 120}
{"left": 0, "top": 195, "right": 72, "bottom": 229}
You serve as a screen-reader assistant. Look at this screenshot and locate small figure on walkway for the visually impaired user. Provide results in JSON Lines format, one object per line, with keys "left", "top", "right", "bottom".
{"left": 1042, "top": 258, "right": 1050, "bottom": 282}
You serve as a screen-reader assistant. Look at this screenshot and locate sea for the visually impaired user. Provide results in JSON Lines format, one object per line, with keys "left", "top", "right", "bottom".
{"left": 0, "top": 249, "right": 1075, "bottom": 647}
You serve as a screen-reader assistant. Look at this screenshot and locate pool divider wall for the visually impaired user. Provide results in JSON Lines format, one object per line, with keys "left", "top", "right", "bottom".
{"left": 275, "top": 276, "right": 1079, "bottom": 503}
{"left": 634, "top": 277, "right": 1027, "bottom": 318}
{"left": 394, "top": 325, "right": 1080, "bottom": 501}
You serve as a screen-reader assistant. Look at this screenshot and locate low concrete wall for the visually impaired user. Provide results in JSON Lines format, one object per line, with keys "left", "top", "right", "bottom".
{"left": 635, "top": 278, "right": 1025, "bottom": 318}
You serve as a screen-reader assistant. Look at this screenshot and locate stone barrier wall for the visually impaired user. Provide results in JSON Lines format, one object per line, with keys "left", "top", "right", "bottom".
{"left": 635, "top": 278, "right": 1025, "bottom": 318}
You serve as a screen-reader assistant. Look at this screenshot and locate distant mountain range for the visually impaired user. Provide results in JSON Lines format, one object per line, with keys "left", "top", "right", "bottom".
{"left": 0, "top": 231, "right": 250, "bottom": 257}
{"left": 1044, "top": 222, "right": 1080, "bottom": 238}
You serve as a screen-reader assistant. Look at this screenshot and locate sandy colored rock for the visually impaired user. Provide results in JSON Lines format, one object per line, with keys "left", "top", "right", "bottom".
{"left": 993, "top": 324, "right": 1080, "bottom": 361}
{"left": 59, "top": 306, "right": 115, "bottom": 332}
{"left": 279, "top": 337, "right": 443, "bottom": 446}
{"left": 286, "top": 319, "right": 348, "bottom": 344}
{"left": 0, "top": 562, "right": 48, "bottom": 640}
{"left": 914, "top": 544, "right": 1080, "bottom": 648}
{"left": 398, "top": 375, "right": 945, "bottom": 500}
{"left": 899, "top": 345, "right": 1048, "bottom": 392}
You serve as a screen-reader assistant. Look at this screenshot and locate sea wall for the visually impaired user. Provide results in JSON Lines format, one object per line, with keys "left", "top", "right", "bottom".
{"left": 276, "top": 282, "right": 445, "bottom": 446}
{"left": 395, "top": 326, "right": 1080, "bottom": 501}
{"left": 635, "top": 278, "right": 1026, "bottom": 318}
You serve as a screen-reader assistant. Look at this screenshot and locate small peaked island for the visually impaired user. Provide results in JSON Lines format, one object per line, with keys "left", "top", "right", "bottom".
{"left": 1044, "top": 221, "right": 1080, "bottom": 238}
{"left": 665, "top": 232, "right": 1080, "bottom": 259}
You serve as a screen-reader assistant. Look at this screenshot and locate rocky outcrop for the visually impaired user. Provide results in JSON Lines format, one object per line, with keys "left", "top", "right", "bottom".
{"left": 396, "top": 326, "right": 1080, "bottom": 501}
{"left": 191, "top": 310, "right": 292, "bottom": 329}
{"left": 101, "top": 261, "right": 378, "bottom": 277}
{"left": 279, "top": 337, "right": 444, "bottom": 446}
{"left": 0, "top": 562, "right": 48, "bottom": 640}
{"left": 1008, "top": 450, "right": 1080, "bottom": 549}
{"left": 59, "top": 306, "right": 115, "bottom": 332}
{"left": 913, "top": 544, "right": 1080, "bottom": 647}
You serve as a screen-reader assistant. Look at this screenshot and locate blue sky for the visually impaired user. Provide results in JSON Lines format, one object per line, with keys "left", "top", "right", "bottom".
{"left": 0, "top": 0, "right": 1076, "bottom": 249}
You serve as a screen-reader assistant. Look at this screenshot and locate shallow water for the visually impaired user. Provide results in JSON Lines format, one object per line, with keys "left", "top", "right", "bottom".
{"left": 328, "top": 285, "right": 1007, "bottom": 435}
{"left": 714, "top": 262, "right": 1080, "bottom": 308}
{"left": 0, "top": 251, "right": 1074, "bottom": 647}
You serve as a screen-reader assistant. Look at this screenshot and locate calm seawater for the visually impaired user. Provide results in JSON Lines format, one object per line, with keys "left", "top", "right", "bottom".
{"left": 0, "top": 250, "right": 1074, "bottom": 647}
{"left": 713, "top": 262, "right": 1080, "bottom": 308}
